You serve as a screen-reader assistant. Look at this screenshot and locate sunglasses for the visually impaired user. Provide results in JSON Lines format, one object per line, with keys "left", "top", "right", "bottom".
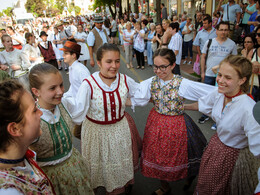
{"left": 256, "top": 33, "right": 260, "bottom": 37}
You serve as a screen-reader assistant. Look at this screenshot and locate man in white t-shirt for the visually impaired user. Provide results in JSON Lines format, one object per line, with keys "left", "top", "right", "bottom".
{"left": 168, "top": 22, "right": 183, "bottom": 75}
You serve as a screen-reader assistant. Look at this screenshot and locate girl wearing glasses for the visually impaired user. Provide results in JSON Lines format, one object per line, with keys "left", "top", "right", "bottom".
{"left": 130, "top": 48, "right": 215, "bottom": 194}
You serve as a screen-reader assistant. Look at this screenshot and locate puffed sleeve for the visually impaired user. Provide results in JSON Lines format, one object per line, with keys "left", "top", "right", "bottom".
{"left": 243, "top": 100, "right": 260, "bottom": 158}
{"left": 125, "top": 75, "right": 140, "bottom": 97}
{"left": 198, "top": 89, "right": 219, "bottom": 118}
{"left": 179, "top": 78, "right": 217, "bottom": 101}
{"left": 0, "top": 188, "right": 23, "bottom": 195}
{"left": 20, "top": 50, "right": 31, "bottom": 70}
{"left": 131, "top": 76, "right": 154, "bottom": 107}
{"left": 62, "top": 80, "right": 92, "bottom": 125}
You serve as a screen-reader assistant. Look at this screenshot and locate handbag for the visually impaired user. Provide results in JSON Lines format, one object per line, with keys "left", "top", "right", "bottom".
{"left": 193, "top": 54, "right": 200, "bottom": 75}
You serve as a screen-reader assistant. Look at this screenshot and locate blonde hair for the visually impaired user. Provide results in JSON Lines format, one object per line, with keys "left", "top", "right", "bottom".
{"left": 162, "top": 19, "right": 170, "bottom": 25}
{"left": 219, "top": 55, "right": 252, "bottom": 92}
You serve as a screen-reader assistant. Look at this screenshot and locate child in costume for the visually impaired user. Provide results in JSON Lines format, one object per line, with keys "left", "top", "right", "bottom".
{"left": 185, "top": 55, "right": 260, "bottom": 195}
{"left": 0, "top": 80, "right": 55, "bottom": 194}
{"left": 29, "top": 63, "right": 93, "bottom": 195}
{"left": 131, "top": 48, "right": 215, "bottom": 194}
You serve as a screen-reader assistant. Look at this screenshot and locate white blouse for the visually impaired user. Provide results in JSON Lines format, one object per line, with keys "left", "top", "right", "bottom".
{"left": 131, "top": 76, "right": 217, "bottom": 107}
{"left": 63, "top": 72, "right": 139, "bottom": 125}
{"left": 198, "top": 90, "right": 260, "bottom": 157}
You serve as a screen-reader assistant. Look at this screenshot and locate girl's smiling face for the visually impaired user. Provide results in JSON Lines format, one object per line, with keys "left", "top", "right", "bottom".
{"left": 217, "top": 62, "right": 246, "bottom": 96}
{"left": 97, "top": 51, "right": 120, "bottom": 78}
{"left": 32, "top": 72, "right": 64, "bottom": 110}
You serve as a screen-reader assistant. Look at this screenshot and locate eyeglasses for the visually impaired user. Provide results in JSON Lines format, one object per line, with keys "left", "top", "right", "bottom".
{"left": 152, "top": 64, "right": 172, "bottom": 71}
{"left": 256, "top": 33, "right": 260, "bottom": 37}
{"left": 244, "top": 41, "right": 253, "bottom": 43}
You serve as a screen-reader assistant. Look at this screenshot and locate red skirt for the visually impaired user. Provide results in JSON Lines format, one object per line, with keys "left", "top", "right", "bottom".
{"left": 195, "top": 133, "right": 260, "bottom": 195}
{"left": 141, "top": 108, "right": 206, "bottom": 181}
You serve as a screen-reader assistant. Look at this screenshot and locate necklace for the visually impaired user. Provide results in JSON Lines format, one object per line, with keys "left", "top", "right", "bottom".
{"left": 224, "top": 90, "right": 242, "bottom": 99}
{"left": 0, "top": 156, "right": 25, "bottom": 164}
{"left": 99, "top": 72, "right": 116, "bottom": 80}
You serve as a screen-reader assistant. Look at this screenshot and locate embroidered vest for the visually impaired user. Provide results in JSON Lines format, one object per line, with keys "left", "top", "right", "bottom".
{"left": 38, "top": 41, "right": 56, "bottom": 62}
{"left": 151, "top": 75, "right": 184, "bottom": 116}
{"left": 30, "top": 104, "right": 74, "bottom": 162}
{"left": 85, "top": 73, "right": 128, "bottom": 124}
{"left": 0, "top": 150, "right": 54, "bottom": 194}
{"left": 92, "top": 28, "right": 108, "bottom": 54}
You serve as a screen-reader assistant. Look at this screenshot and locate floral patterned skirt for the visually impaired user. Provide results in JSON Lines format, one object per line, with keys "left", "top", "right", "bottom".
{"left": 195, "top": 133, "right": 260, "bottom": 195}
{"left": 41, "top": 148, "right": 93, "bottom": 195}
{"left": 81, "top": 116, "right": 134, "bottom": 193}
{"left": 141, "top": 108, "right": 207, "bottom": 181}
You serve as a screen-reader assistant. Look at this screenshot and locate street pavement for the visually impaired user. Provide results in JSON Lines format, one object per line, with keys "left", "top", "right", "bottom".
{"left": 60, "top": 47, "right": 216, "bottom": 195}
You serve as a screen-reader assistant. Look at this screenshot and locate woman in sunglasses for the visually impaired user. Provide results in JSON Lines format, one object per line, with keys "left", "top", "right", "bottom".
{"left": 247, "top": 26, "right": 260, "bottom": 101}
{"left": 130, "top": 48, "right": 215, "bottom": 194}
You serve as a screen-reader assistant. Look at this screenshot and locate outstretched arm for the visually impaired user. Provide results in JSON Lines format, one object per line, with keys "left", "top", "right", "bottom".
{"left": 184, "top": 102, "right": 198, "bottom": 111}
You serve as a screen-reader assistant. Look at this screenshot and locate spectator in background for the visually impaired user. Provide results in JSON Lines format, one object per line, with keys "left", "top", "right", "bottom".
{"left": 168, "top": 22, "right": 182, "bottom": 75}
{"left": 182, "top": 17, "right": 194, "bottom": 65}
{"left": 193, "top": 16, "right": 217, "bottom": 61}
{"left": 110, "top": 16, "right": 118, "bottom": 44}
{"left": 216, "top": 0, "right": 242, "bottom": 40}
{"left": 6, "top": 26, "right": 24, "bottom": 50}
{"left": 161, "top": 3, "right": 168, "bottom": 20}
{"left": 123, "top": 21, "right": 135, "bottom": 69}
{"left": 242, "top": 0, "right": 256, "bottom": 35}
{"left": 103, "top": 18, "right": 111, "bottom": 38}
{"left": 195, "top": 12, "right": 203, "bottom": 35}
{"left": 146, "top": 23, "right": 156, "bottom": 66}
{"left": 212, "top": 12, "right": 221, "bottom": 28}
{"left": 248, "top": 0, "right": 260, "bottom": 33}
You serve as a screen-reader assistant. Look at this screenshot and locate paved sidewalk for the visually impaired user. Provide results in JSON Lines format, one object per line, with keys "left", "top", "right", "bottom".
{"left": 180, "top": 48, "right": 201, "bottom": 81}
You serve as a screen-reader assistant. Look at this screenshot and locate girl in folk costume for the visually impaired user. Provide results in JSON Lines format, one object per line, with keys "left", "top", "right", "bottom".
{"left": 74, "top": 24, "right": 90, "bottom": 66}
{"left": 130, "top": 48, "right": 216, "bottom": 195}
{"left": 0, "top": 80, "right": 55, "bottom": 195}
{"left": 1, "top": 34, "right": 31, "bottom": 90}
{"left": 185, "top": 55, "right": 260, "bottom": 195}
{"left": 29, "top": 63, "right": 93, "bottom": 195}
{"left": 23, "top": 32, "right": 44, "bottom": 69}
{"left": 68, "top": 43, "right": 141, "bottom": 194}
{"left": 49, "top": 26, "right": 64, "bottom": 70}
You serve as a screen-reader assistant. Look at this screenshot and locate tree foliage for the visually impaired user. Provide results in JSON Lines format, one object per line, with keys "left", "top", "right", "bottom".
{"left": 92, "top": 0, "right": 117, "bottom": 17}
{"left": 25, "top": 0, "right": 46, "bottom": 17}
{"left": 55, "top": 0, "right": 66, "bottom": 14}
{"left": 2, "top": 7, "right": 13, "bottom": 17}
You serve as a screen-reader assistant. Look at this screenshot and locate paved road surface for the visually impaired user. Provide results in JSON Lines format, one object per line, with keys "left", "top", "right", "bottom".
{"left": 60, "top": 48, "right": 216, "bottom": 195}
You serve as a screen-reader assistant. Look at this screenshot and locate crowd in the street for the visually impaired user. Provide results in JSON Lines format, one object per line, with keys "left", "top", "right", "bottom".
{"left": 0, "top": 0, "right": 260, "bottom": 194}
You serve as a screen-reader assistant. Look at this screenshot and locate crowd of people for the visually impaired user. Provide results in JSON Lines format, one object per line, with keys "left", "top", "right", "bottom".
{"left": 0, "top": 0, "right": 260, "bottom": 194}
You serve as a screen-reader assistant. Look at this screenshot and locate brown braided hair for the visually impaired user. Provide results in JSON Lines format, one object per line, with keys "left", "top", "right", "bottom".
{"left": 0, "top": 80, "right": 26, "bottom": 152}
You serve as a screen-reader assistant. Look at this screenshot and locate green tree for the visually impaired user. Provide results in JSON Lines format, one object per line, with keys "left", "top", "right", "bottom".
{"left": 2, "top": 7, "right": 13, "bottom": 17}
{"left": 93, "top": 0, "right": 118, "bottom": 17}
{"left": 74, "top": 6, "right": 81, "bottom": 15}
{"left": 55, "top": 0, "right": 66, "bottom": 14}
{"left": 25, "top": 0, "right": 46, "bottom": 16}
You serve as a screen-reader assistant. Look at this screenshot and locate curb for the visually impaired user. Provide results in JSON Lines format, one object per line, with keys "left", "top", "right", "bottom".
{"left": 180, "top": 70, "right": 201, "bottom": 81}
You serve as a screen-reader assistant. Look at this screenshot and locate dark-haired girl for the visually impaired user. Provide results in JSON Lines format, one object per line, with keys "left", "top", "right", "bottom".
{"left": 68, "top": 43, "right": 141, "bottom": 194}
{"left": 0, "top": 80, "right": 55, "bottom": 194}
{"left": 131, "top": 48, "right": 215, "bottom": 194}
